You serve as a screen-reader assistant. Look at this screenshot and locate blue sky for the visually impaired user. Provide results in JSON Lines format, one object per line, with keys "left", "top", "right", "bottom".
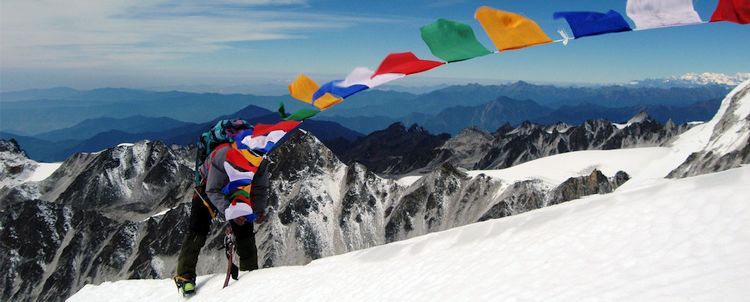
{"left": 1, "top": 0, "right": 748, "bottom": 92}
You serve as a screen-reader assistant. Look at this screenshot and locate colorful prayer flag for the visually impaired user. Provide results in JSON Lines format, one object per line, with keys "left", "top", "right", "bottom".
{"left": 225, "top": 147, "right": 260, "bottom": 172}
{"left": 339, "top": 67, "right": 405, "bottom": 89}
{"left": 420, "top": 18, "right": 492, "bottom": 62}
{"left": 711, "top": 0, "right": 750, "bottom": 24}
{"left": 224, "top": 161, "right": 256, "bottom": 183}
{"left": 372, "top": 52, "right": 445, "bottom": 78}
{"left": 238, "top": 120, "right": 301, "bottom": 153}
{"left": 286, "top": 73, "right": 342, "bottom": 108}
{"left": 553, "top": 10, "right": 632, "bottom": 39}
{"left": 225, "top": 196, "right": 254, "bottom": 220}
{"left": 288, "top": 74, "right": 318, "bottom": 104}
{"left": 313, "top": 80, "right": 369, "bottom": 100}
{"left": 626, "top": 0, "right": 703, "bottom": 29}
{"left": 313, "top": 94, "right": 343, "bottom": 110}
{"left": 283, "top": 108, "right": 321, "bottom": 121}
{"left": 252, "top": 120, "right": 301, "bottom": 137}
{"left": 474, "top": 6, "right": 553, "bottom": 51}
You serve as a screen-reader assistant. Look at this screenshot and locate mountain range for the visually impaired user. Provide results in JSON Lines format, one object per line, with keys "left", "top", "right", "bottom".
{"left": 1, "top": 104, "right": 361, "bottom": 162}
{"left": 3, "top": 80, "right": 749, "bottom": 302}
{"left": 334, "top": 111, "right": 691, "bottom": 176}
{"left": 1, "top": 81, "right": 729, "bottom": 134}
{"left": 321, "top": 96, "right": 720, "bottom": 135}
{"left": 1, "top": 81, "right": 730, "bottom": 163}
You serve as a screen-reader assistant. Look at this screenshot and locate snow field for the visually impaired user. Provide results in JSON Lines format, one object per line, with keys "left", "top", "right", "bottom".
{"left": 69, "top": 164, "right": 750, "bottom": 302}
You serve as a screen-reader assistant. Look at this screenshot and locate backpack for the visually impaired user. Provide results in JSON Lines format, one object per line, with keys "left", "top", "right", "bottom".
{"left": 194, "top": 119, "right": 252, "bottom": 185}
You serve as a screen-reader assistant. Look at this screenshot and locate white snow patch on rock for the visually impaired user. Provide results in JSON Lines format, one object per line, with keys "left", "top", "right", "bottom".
{"left": 25, "top": 163, "right": 62, "bottom": 182}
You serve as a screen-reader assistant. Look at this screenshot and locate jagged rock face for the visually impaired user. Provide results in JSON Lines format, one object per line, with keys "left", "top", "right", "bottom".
{"left": 338, "top": 123, "right": 450, "bottom": 175}
{"left": 39, "top": 141, "right": 194, "bottom": 217}
{"left": 546, "top": 170, "right": 630, "bottom": 206}
{"left": 668, "top": 81, "right": 750, "bottom": 178}
{"left": 457, "top": 115, "right": 688, "bottom": 171}
{"left": 0, "top": 198, "right": 205, "bottom": 302}
{"left": 0, "top": 141, "right": 199, "bottom": 302}
{"left": 0, "top": 139, "right": 37, "bottom": 192}
{"left": 257, "top": 132, "right": 401, "bottom": 266}
{"left": 0, "top": 139, "right": 26, "bottom": 155}
{"left": 337, "top": 113, "right": 688, "bottom": 176}
{"left": 429, "top": 127, "right": 495, "bottom": 171}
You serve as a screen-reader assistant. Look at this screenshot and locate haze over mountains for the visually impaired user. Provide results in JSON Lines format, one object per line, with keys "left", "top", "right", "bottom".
{"left": 0, "top": 80, "right": 731, "bottom": 162}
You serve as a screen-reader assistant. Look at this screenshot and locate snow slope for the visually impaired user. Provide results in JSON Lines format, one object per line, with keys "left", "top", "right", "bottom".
{"left": 68, "top": 165, "right": 750, "bottom": 302}
{"left": 68, "top": 81, "right": 750, "bottom": 301}
{"left": 26, "top": 162, "right": 62, "bottom": 182}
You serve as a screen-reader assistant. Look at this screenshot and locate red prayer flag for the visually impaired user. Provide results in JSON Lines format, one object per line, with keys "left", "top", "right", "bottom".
{"left": 252, "top": 120, "right": 301, "bottom": 138}
{"left": 711, "top": 0, "right": 750, "bottom": 24}
{"left": 232, "top": 194, "right": 252, "bottom": 206}
{"left": 372, "top": 52, "right": 445, "bottom": 78}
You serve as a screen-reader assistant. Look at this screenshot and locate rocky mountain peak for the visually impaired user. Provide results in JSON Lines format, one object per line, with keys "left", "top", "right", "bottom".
{"left": 494, "top": 122, "right": 514, "bottom": 136}
{"left": 669, "top": 80, "right": 750, "bottom": 178}
{"left": 0, "top": 139, "right": 26, "bottom": 156}
{"left": 38, "top": 140, "right": 194, "bottom": 217}
{"left": 407, "top": 123, "right": 428, "bottom": 134}
{"left": 338, "top": 122, "right": 450, "bottom": 175}
{"left": 384, "top": 122, "right": 407, "bottom": 132}
{"left": 626, "top": 111, "right": 654, "bottom": 124}
{"left": 1, "top": 139, "right": 37, "bottom": 192}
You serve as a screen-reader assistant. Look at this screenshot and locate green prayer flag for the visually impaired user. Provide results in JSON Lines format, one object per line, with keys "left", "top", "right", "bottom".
{"left": 278, "top": 102, "right": 289, "bottom": 119}
{"left": 228, "top": 189, "right": 250, "bottom": 201}
{"left": 283, "top": 108, "right": 320, "bottom": 121}
{"left": 420, "top": 18, "right": 492, "bottom": 63}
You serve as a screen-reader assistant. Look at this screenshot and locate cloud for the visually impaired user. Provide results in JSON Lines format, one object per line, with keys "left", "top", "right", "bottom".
{"left": 0, "top": 0, "right": 389, "bottom": 69}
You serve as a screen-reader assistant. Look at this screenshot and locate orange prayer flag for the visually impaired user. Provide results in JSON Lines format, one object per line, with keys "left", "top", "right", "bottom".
{"left": 313, "top": 93, "right": 343, "bottom": 110}
{"left": 242, "top": 185, "right": 252, "bottom": 194}
{"left": 474, "top": 6, "right": 553, "bottom": 51}
{"left": 288, "top": 74, "right": 319, "bottom": 104}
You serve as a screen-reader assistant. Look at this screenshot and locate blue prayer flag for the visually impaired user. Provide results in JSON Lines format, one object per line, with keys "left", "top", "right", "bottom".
{"left": 553, "top": 10, "right": 632, "bottom": 39}
{"left": 313, "top": 80, "right": 369, "bottom": 100}
{"left": 221, "top": 179, "right": 252, "bottom": 196}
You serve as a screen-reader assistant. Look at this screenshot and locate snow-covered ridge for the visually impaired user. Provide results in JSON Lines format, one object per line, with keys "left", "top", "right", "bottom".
{"left": 678, "top": 72, "right": 750, "bottom": 86}
{"left": 629, "top": 72, "right": 750, "bottom": 87}
{"left": 68, "top": 164, "right": 750, "bottom": 302}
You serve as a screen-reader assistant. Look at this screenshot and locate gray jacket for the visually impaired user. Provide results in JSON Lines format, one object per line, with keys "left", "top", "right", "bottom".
{"left": 204, "top": 146, "right": 270, "bottom": 217}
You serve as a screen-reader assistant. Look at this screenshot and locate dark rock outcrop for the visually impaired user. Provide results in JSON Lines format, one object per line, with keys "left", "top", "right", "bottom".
{"left": 338, "top": 123, "right": 450, "bottom": 175}
{"left": 547, "top": 170, "right": 630, "bottom": 206}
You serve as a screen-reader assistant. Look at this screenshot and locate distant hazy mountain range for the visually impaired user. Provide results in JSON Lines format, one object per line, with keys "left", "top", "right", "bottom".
{"left": 321, "top": 96, "right": 721, "bottom": 135}
{"left": 1, "top": 105, "right": 361, "bottom": 162}
{"left": 0, "top": 80, "right": 732, "bottom": 161}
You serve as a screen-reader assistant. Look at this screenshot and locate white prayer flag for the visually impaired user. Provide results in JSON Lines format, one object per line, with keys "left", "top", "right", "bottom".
{"left": 626, "top": 0, "right": 703, "bottom": 29}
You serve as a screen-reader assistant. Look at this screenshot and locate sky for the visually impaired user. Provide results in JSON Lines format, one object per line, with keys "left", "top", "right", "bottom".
{"left": 1, "top": 0, "right": 749, "bottom": 92}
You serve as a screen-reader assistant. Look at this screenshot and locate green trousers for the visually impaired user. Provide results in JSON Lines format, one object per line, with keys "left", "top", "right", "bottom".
{"left": 176, "top": 187, "right": 259, "bottom": 278}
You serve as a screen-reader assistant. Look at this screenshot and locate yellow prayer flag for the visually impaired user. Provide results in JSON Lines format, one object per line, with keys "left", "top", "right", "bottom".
{"left": 242, "top": 185, "right": 252, "bottom": 194}
{"left": 288, "top": 74, "right": 319, "bottom": 104}
{"left": 241, "top": 150, "right": 263, "bottom": 167}
{"left": 313, "top": 93, "right": 343, "bottom": 110}
{"left": 475, "top": 6, "right": 553, "bottom": 51}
